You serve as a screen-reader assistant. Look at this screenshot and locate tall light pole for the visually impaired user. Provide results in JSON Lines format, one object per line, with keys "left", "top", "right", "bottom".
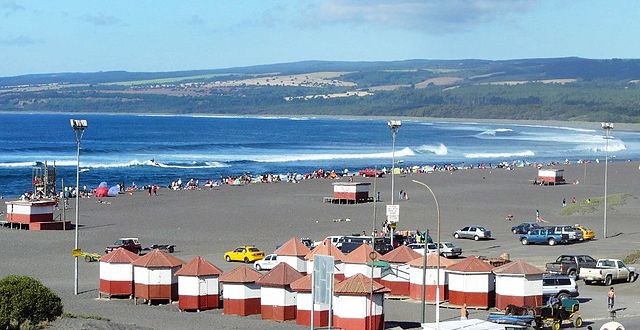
{"left": 602, "top": 122, "right": 613, "bottom": 239}
{"left": 70, "top": 119, "right": 88, "bottom": 295}
{"left": 412, "top": 180, "right": 441, "bottom": 328}
{"left": 388, "top": 120, "right": 401, "bottom": 248}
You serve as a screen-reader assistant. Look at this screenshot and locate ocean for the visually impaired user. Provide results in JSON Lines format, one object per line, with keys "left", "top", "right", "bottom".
{"left": 1, "top": 113, "right": 638, "bottom": 197}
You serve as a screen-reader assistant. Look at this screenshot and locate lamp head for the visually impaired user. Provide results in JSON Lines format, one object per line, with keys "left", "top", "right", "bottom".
{"left": 70, "top": 119, "right": 88, "bottom": 130}
{"left": 601, "top": 122, "right": 613, "bottom": 130}
{"left": 388, "top": 120, "right": 402, "bottom": 129}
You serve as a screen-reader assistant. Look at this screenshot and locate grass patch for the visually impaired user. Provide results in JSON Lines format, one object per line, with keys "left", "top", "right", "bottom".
{"left": 559, "top": 193, "right": 632, "bottom": 216}
{"left": 61, "top": 312, "right": 110, "bottom": 321}
{"left": 624, "top": 251, "right": 640, "bottom": 265}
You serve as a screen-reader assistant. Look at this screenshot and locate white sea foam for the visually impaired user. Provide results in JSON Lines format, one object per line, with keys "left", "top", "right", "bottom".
{"left": 464, "top": 150, "right": 535, "bottom": 159}
{"left": 252, "top": 147, "right": 416, "bottom": 163}
{"left": 478, "top": 128, "right": 513, "bottom": 136}
{"left": 587, "top": 140, "right": 627, "bottom": 153}
{"left": 415, "top": 144, "right": 448, "bottom": 155}
{"left": 0, "top": 161, "right": 37, "bottom": 168}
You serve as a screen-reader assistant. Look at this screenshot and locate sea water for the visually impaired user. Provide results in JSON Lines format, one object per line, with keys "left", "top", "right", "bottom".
{"left": 0, "top": 113, "right": 638, "bottom": 197}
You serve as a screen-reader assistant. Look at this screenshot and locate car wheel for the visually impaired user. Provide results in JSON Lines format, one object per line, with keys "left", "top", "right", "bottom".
{"left": 553, "top": 320, "right": 561, "bottom": 330}
{"left": 454, "top": 233, "right": 460, "bottom": 239}
{"left": 521, "top": 238, "right": 528, "bottom": 245}
{"left": 244, "top": 257, "right": 250, "bottom": 264}
{"left": 548, "top": 238, "right": 556, "bottom": 246}
{"left": 84, "top": 255, "right": 92, "bottom": 263}
{"left": 568, "top": 270, "right": 577, "bottom": 280}
{"left": 584, "top": 280, "right": 593, "bottom": 285}
{"left": 604, "top": 275, "right": 612, "bottom": 286}
{"left": 557, "top": 292, "right": 569, "bottom": 300}
{"left": 168, "top": 246, "right": 174, "bottom": 253}
{"left": 628, "top": 272, "right": 635, "bottom": 282}
{"left": 474, "top": 235, "right": 479, "bottom": 241}
{"left": 512, "top": 229, "right": 518, "bottom": 234}
{"left": 574, "top": 316, "right": 583, "bottom": 328}
{"left": 255, "top": 263, "right": 262, "bottom": 271}
{"left": 225, "top": 255, "right": 231, "bottom": 262}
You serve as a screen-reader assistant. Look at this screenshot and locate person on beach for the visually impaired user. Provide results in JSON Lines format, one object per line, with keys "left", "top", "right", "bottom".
{"left": 562, "top": 198, "right": 566, "bottom": 207}
{"left": 608, "top": 287, "right": 615, "bottom": 310}
{"left": 460, "top": 303, "right": 468, "bottom": 320}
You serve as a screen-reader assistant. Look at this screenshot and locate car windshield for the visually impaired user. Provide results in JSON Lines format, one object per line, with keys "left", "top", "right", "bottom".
{"left": 477, "top": 227, "right": 486, "bottom": 231}
{"left": 443, "top": 243, "right": 454, "bottom": 248}
{"left": 114, "top": 240, "right": 125, "bottom": 245}
{"left": 248, "top": 248, "right": 260, "bottom": 252}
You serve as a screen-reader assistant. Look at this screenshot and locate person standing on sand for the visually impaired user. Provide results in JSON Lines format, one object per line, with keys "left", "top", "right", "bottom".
{"left": 562, "top": 198, "right": 566, "bottom": 207}
{"left": 608, "top": 287, "right": 615, "bottom": 310}
{"left": 460, "top": 303, "right": 468, "bottom": 320}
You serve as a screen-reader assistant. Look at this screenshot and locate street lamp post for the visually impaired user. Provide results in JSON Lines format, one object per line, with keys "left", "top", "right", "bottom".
{"left": 412, "top": 180, "right": 440, "bottom": 328}
{"left": 388, "top": 120, "right": 401, "bottom": 248}
{"left": 602, "top": 122, "right": 613, "bottom": 239}
{"left": 70, "top": 119, "right": 88, "bottom": 295}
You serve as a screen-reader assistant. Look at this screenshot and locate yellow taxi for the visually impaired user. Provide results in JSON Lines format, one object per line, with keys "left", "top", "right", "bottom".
{"left": 224, "top": 245, "right": 265, "bottom": 263}
{"left": 574, "top": 225, "right": 595, "bottom": 240}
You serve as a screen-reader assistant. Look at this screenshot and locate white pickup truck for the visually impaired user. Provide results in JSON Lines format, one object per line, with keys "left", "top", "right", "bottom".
{"left": 579, "top": 259, "right": 637, "bottom": 286}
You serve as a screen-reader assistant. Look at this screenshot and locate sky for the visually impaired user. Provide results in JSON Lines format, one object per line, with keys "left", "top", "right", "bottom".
{"left": 1, "top": 0, "right": 639, "bottom": 77}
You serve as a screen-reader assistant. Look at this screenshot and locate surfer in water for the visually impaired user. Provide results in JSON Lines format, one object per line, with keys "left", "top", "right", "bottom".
{"left": 150, "top": 159, "right": 160, "bottom": 166}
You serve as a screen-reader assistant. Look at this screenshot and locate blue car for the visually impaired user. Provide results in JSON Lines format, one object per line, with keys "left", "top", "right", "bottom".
{"left": 520, "top": 228, "right": 568, "bottom": 246}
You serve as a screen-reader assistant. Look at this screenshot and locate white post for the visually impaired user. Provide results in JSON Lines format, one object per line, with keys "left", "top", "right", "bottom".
{"left": 602, "top": 122, "right": 613, "bottom": 239}
{"left": 388, "top": 120, "right": 401, "bottom": 248}
{"left": 70, "top": 119, "right": 87, "bottom": 296}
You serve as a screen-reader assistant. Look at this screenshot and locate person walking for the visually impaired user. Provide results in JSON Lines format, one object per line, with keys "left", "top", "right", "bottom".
{"left": 562, "top": 198, "right": 566, "bottom": 208}
{"left": 607, "top": 287, "right": 615, "bottom": 310}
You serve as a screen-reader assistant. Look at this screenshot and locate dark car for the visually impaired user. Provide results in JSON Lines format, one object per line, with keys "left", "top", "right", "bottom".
{"left": 105, "top": 237, "right": 142, "bottom": 254}
{"left": 511, "top": 222, "right": 540, "bottom": 234}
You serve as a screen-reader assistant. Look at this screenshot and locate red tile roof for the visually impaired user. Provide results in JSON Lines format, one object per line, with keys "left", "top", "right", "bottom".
{"left": 255, "top": 262, "right": 304, "bottom": 288}
{"left": 274, "top": 236, "right": 311, "bottom": 257}
{"left": 446, "top": 256, "right": 495, "bottom": 273}
{"left": 334, "top": 273, "right": 390, "bottom": 295}
{"left": 305, "top": 239, "right": 346, "bottom": 261}
{"left": 219, "top": 266, "right": 262, "bottom": 283}
{"left": 493, "top": 259, "right": 544, "bottom": 275}
{"left": 342, "top": 244, "right": 382, "bottom": 264}
{"left": 100, "top": 247, "right": 139, "bottom": 264}
{"left": 407, "top": 254, "right": 460, "bottom": 268}
{"left": 290, "top": 274, "right": 312, "bottom": 292}
{"left": 131, "top": 249, "right": 184, "bottom": 268}
{"left": 380, "top": 245, "right": 421, "bottom": 263}
{"left": 175, "top": 256, "right": 223, "bottom": 277}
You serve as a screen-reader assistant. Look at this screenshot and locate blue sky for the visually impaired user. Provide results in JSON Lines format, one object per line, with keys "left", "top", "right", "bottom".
{"left": 1, "top": 0, "right": 639, "bottom": 76}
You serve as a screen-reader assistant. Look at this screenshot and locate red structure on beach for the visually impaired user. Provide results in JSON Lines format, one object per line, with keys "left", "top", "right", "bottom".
{"left": 273, "top": 236, "right": 311, "bottom": 274}
{"left": 327, "top": 182, "right": 372, "bottom": 204}
{"left": 305, "top": 239, "right": 346, "bottom": 280}
{"left": 175, "top": 256, "right": 223, "bottom": 311}
{"left": 219, "top": 266, "right": 262, "bottom": 316}
{"left": 132, "top": 250, "right": 184, "bottom": 304}
{"left": 291, "top": 274, "right": 330, "bottom": 327}
{"left": 342, "top": 244, "right": 383, "bottom": 279}
{"left": 332, "top": 273, "right": 390, "bottom": 330}
{"left": 408, "top": 254, "right": 459, "bottom": 302}
{"left": 379, "top": 245, "right": 421, "bottom": 297}
{"left": 4, "top": 199, "right": 70, "bottom": 230}
{"left": 99, "top": 248, "right": 139, "bottom": 299}
{"left": 446, "top": 256, "right": 495, "bottom": 308}
{"left": 493, "top": 259, "right": 544, "bottom": 309}
{"left": 256, "top": 262, "right": 304, "bottom": 321}
{"left": 537, "top": 169, "right": 565, "bottom": 185}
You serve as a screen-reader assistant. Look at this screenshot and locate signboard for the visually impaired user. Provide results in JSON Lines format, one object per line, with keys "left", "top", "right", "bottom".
{"left": 72, "top": 248, "right": 82, "bottom": 257}
{"left": 313, "top": 255, "right": 334, "bottom": 305}
{"left": 386, "top": 204, "right": 400, "bottom": 223}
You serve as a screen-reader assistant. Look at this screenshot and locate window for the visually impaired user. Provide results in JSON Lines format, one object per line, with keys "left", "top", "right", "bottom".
{"left": 462, "top": 227, "right": 469, "bottom": 231}
{"left": 248, "top": 248, "right": 259, "bottom": 252}
{"left": 543, "top": 279, "right": 554, "bottom": 286}
{"left": 617, "top": 261, "right": 625, "bottom": 268}
{"left": 557, "top": 279, "right": 571, "bottom": 285}
{"left": 234, "top": 248, "right": 243, "bottom": 253}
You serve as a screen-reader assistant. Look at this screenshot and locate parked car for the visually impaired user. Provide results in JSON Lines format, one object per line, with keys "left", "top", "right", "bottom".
{"left": 314, "top": 235, "right": 344, "bottom": 248}
{"left": 301, "top": 238, "right": 314, "bottom": 248}
{"left": 547, "top": 225, "right": 581, "bottom": 241}
{"left": 545, "top": 255, "right": 597, "bottom": 279}
{"left": 358, "top": 168, "right": 384, "bottom": 177}
{"left": 520, "top": 228, "right": 569, "bottom": 246}
{"left": 542, "top": 274, "right": 579, "bottom": 300}
{"left": 453, "top": 226, "right": 491, "bottom": 241}
{"left": 254, "top": 254, "right": 281, "bottom": 271}
{"left": 511, "top": 222, "right": 540, "bottom": 234}
{"left": 105, "top": 237, "right": 142, "bottom": 255}
{"left": 224, "top": 246, "right": 265, "bottom": 263}
{"left": 579, "top": 259, "right": 637, "bottom": 285}
{"left": 438, "top": 242, "right": 463, "bottom": 258}
{"left": 407, "top": 242, "right": 437, "bottom": 255}
{"left": 573, "top": 225, "right": 595, "bottom": 240}
{"left": 374, "top": 237, "right": 393, "bottom": 255}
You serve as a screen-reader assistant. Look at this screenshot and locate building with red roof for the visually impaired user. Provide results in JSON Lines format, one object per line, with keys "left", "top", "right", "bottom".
{"left": 99, "top": 247, "right": 139, "bottom": 299}
{"left": 175, "top": 256, "right": 224, "bottom": 311}
{"left": 446, "top": 256, "right": 496, "bottom": 308}
{"left": 379, "top": 245, "right": 421, "bottom": 296}
{"left": 332, "top": 273, "right": 390, "bottom": 330}
{"left": 274, "top": 236, "right": 311, "bottom": 273}
{"left": 255, "top": 262, "right": 304, "bottom": 321}
{"left": 132, "top": 249, "right": 184, "bottom": 304}
{"left": 493, "top": 259, "right": 544, "bottom": 309}
{"left": 290, "top": 274, "right": 331, "bottom": 327}
{"left": 305, "top": 239, "right": 346, "bottom": 280}
{"left": 219, "top": 266, "right": 263, "bottom": 316}
{"left": 408, "top": 254, "right": 459, "bottom": 302}
{"left": 342, "top": 244, "right": 383, "bottom": 279}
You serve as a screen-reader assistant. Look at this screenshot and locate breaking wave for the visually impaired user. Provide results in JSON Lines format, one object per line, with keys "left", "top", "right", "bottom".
{"left": 464, "top": 150, "right": 535, "bottom": 159}
{"left": 251, "top": 147, "right": 416, "bottom": 163}
{"left": 415, "top": 144, "right": 448, "bottom": 155}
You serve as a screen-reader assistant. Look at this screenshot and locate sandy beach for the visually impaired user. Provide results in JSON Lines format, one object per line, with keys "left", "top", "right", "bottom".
{"left": 2, "top": 160, "right": 640, "bottom": 329}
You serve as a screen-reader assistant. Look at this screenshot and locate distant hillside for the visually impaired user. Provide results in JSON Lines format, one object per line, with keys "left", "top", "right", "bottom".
{"left": 1, "top": 57, "right": 639, "bottom": 122}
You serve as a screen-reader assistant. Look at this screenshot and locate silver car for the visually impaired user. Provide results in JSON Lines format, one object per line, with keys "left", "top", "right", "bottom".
{"left": 453, "top": 226, "right": 491, "bottom": 241}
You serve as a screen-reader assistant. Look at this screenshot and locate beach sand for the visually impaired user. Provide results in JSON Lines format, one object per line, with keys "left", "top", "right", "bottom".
{"left": 1, "top": 161, "right": 640, "bottom": 329}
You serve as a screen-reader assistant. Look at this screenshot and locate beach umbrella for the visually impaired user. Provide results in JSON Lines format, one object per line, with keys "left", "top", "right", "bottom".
{"left": 108, "top": 186, "right": 120, "bottom": 197}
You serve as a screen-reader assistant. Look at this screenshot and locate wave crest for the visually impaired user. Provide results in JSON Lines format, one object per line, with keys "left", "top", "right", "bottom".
{"left": 464, "top": 150, "right": 535, "bottom": 159}
{"left": 416, "top": 144, "right": 448, "bottom": 155}
{"left": 252, "top": 147, "right": 416, "bottom": 163}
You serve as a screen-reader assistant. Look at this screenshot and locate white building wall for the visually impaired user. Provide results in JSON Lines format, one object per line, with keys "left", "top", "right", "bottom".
{"left": 280, "top": 256, "right": 306, "bottom": 273}
{"left": 523, "top": 275, "right": 543, "bottom": 296}
{"left": 205, "top": 276, "right": 220, "bottom": 295}
{"left": 261, "top": 286, "right": 296, "bottom": 306}
{"left": 334, "top": 294, "right": 383, "bottom": 318}
{"left": 223, "top": 283, "right": 260, "bottom": 299}
{"left": 100, "top": 262, "right": 133, "bottom": 281}
{"left": 178, "top": 276, "right": 200, "bottom": 296}
{"left": 343, "top": 263, "right": 381, "bottom": 278}
{"left": 496, "top": 275, "right": 525, "bottom": 296}
{"left": 449, "top": 272, "right": 492, "bottom": 293}
{"left": 410, "top": 267, "right": 448, "bottom": 285}
{"left": 334, "top": 185, "right": 357, "bottom": 193}
{"left": 134, "top": 266, "right": 150, "bottom": 284}
{"left": 382, "top": 263, "right": 411, "bottom": 282}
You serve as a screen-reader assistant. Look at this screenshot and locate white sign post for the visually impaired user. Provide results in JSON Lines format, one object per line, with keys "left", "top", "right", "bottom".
{"left": 312, "top": 255, "right": 334, "bottom": 330}
{"left": 386, "top": 204, "right": 400, "bottom": 223}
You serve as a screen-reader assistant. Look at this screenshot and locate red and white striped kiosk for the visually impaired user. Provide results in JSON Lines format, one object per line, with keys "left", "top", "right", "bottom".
{"left": 446, "top": 256, "right": 495, "bottom": 308}
{"left": 379, "top": 245, "right": 421, "bottom": 297}
{"left": 537, "top": 168, "right": 565, "bottom": 185}
{"left": 132, "top": 249, "right": 184, "bottom": 305}
{"left": 219, "top": 266, "right": 262, "bottom": 316}
{"left": 99, "top": 247, "right": 139, "bottom": 299}
{"left": 4, "top": 199, "right": 69, "bottom": 230}
{"left": 273, "top": 236, "right": 311, "bottom": 274}
{"left": 333, "top": 273, "right": 390, "bottom": 330}
{"left": 175, "top": 256, "right": 223, "bottom": 311}
{"left": 290, "top": 274, "right": 330, "bottom": 328}
{"left": 493, "top": 259, "right": 544, "bottom": 309}
{"left": 255, "top": 262, "right": 304, "bottom": 321}
{"left": 342, "top": 244, "right": 383, "bottom": 279}
{"left": 331, "top": 182, "right": 371, "bottom": 203}
{"left": 408, "top": 254, "right": 459, "bottom": 302}
{"left": 305, "top": 239, "right": 346, "bottom": 280}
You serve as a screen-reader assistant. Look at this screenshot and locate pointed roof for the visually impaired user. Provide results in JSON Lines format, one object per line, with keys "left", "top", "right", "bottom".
{"left": 334, "top": 273, "right": 390, "bottom": 295}
{"left": 290, "top": 274, "right": 312, "bottom": 292}
{"left": 408, "top": 254, "right": 460, "bottom": 268}
{"left": 132, "top": 249, "right": 184, "bottom": 268}
{"left": 380, "top": 245, "right": 421, "bottom": 263}
{"left": 305, "top": 239, "right": 346, "bottom": 261}
{"left": 100, "top": 247, "right": 139, "bottom": 264}
{"left": 255, "top": 262, "right": 304, "bottom": 288}
{"left": 175, "top": 256, "right": 223, "bottom": 276}
{"left": 274, "top": 236, "right": 311, "bottom": 257}
{"left": 493, "top": 259, "right": 544, "bottom": 275}
{"left": 446, "top": 256, "right": 495, "bottom": 273}
{"left": 219, "top": 266, "right": 262, "bottom": 283}
{"left": 342, "top": 244, "right": 382, "bottom": 264}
